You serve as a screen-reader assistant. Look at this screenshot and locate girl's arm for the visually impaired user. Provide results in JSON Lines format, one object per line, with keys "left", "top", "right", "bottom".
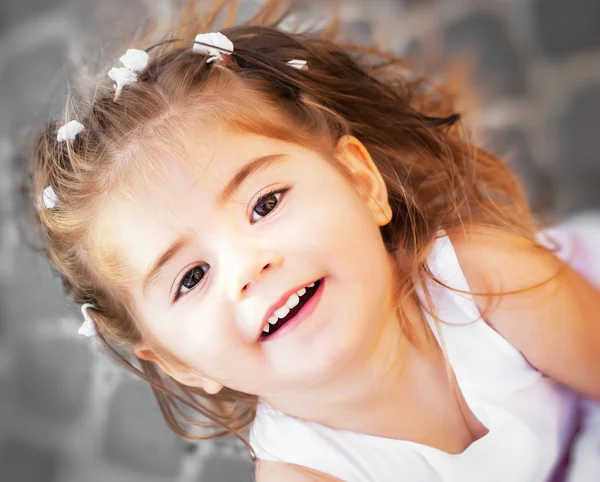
{"left": 450, "top": 227, "right": 600, "bottom": 400}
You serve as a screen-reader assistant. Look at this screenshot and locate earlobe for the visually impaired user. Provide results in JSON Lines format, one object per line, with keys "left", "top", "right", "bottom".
{"left": 336, "top": 135, "right": 392, "bottom": 227}
{"left": 200, "top": 379, "right": 224, "bottom": 395}
{"left": 175, "top": 373, "right": 223, "bottom": 395}
{"left": 135, "top": 345, "right": 223, "bottom": 394}
{"left": 135, "top": 346, "right": 163, "bottom": 365}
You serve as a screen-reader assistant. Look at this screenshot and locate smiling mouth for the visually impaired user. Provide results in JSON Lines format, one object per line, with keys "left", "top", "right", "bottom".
{"left": 260, "top": 279, "right": 323, "bottom": 341}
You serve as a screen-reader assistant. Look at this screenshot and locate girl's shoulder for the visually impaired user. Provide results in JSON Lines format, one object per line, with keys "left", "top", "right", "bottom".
{"left": 444, "top": 221, "right": 600, "bottom": 400}
{"left": 446, "top": 225, "right": 562, "bottom": 297}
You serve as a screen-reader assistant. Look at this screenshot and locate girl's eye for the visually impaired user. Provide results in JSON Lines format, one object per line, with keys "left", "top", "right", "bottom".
{"left": 175, "top": 263, "right": 209, "bottom": 300}
{"left": 250, "top": 188, "right": 288, "bottom": 223}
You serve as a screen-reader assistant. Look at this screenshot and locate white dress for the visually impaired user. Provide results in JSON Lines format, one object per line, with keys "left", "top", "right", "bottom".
{"left": 250, "top": 214, "right": 600, "bottom": 482}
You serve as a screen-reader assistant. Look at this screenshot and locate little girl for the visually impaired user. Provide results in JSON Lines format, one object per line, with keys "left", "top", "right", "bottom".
{"left": 30, "top": 1, "right": 599, "bottom": 481}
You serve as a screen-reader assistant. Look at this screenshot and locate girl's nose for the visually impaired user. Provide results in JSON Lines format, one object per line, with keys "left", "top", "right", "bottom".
{"left": 224, "top": 247, "right": 284, "bottom": 301}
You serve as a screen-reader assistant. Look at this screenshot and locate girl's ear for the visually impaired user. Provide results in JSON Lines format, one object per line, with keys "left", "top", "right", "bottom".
{"left": 336, "top": 135, "right": 392, "bottom": 227}
{"left": 135, "top": 345, "right": 223, "bottom": 395}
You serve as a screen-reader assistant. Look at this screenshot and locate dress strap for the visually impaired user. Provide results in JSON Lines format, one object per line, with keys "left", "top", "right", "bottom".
{"left": 419, "top": 232, "right": 543, "bottom": 395}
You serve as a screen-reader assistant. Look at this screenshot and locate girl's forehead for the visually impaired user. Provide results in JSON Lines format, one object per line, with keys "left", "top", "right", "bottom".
{"left": 89, "top": 132, "right": 306, "bottom": 276}
{"left": 125, "top": 131, "right": 314, "bottom": 214}
{"left": 153, "top": 129, "right": 295, "bottom": 179}
{"left": 110, "top": 130, "right": 282, "bottom": 202}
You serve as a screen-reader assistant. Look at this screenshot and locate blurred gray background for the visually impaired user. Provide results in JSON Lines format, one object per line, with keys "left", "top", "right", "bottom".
{"left": 0, "top": 0, "right": 599, "bottom": 481}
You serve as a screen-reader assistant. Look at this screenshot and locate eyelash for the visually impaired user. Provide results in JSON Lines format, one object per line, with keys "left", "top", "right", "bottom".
{"left": 172, "top": 186, "right": 291, "bottom": 302}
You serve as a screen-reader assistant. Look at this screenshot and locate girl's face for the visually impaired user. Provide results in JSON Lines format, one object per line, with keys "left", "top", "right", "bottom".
{"left": 97, "top": 130, "right": 394, "bottom": 399}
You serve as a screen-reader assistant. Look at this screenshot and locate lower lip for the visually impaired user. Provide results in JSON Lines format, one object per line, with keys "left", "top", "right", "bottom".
{"left": 261, "top": 278, "right": 325, "bottom": 343}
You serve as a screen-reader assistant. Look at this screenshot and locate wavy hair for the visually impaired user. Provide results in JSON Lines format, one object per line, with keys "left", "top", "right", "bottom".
{"left": 29, "top": 0, "right": 537, "bottom": 449}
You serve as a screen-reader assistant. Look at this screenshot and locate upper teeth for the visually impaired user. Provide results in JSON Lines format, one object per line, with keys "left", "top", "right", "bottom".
{"left": 263, "top": 282, "right": 315, "bottom": 332}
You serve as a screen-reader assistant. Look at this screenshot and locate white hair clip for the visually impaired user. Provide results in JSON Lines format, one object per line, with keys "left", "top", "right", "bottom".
{"left": 108, "top": 48, "right": 149, "bottom": 100}
{"left": 193, "top": 32, "right": 234, "bottom": 63}
{"left": 79, "top": 303, "right": 97, "bottom": 337}
{"left": 39, "top": 185, "right": 57, "bottom": 210}
{"left": 57, "top": 120, "right": 85, "bottom": 142}
{"left": 118, "top": 48, "right": 149, "bottom": 72}
{"left": 288, "top": 59, "right": 308, "bottom": 70}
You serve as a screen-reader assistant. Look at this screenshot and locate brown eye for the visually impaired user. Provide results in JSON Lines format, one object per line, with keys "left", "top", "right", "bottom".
{"left": 176, "top": 264, "right": 209, "bottom": 300}
{"left": 251, "top": 189, "right": 287, "bottom": 223}
{"left": 255, "top": 193, "right": 280, "bottom": 216}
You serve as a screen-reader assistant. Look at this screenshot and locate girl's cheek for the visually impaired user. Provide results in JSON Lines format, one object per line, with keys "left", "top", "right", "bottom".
{"left": 166, "top": 305, "right": 217, "bottom": 353}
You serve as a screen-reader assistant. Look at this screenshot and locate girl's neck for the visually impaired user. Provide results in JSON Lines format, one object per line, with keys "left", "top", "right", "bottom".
{"left": 261, "top": 296, "right": 461, "bottom": 442}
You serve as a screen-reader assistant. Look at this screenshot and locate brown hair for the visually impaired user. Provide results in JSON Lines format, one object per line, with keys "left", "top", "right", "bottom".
{"left": 29, "top": 0, "right": 539, "bottom": 449}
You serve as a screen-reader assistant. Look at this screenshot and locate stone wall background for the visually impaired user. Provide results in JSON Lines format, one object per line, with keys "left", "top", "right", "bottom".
{"left": 0, "top": 1, "right": 598, "bottom": 481}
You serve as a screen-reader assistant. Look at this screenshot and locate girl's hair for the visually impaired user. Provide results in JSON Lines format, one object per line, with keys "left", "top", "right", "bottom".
{"left": 29, "top": 0, "right": 538, "bottom": 447}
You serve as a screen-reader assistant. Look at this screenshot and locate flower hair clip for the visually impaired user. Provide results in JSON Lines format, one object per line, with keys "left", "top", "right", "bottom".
{"left": 40, "top": 186, "right": 57, "bottom": 210}
{"left": 287, "top": 59, "right": 308, "bottom": 70}
{"left": 108, "top": 48, "right": 149, "bottom": 100}
{"left": 193, "top": 32, "right": 234, "bottom": 63}
{"left": 38, "top": 186, "right": 57, "bottom": 210}
{"left": 79, "top": 303, "right": 97, "bottom": 338}
{"left": 57, "top": 119, "right": 85, "bottom": 142}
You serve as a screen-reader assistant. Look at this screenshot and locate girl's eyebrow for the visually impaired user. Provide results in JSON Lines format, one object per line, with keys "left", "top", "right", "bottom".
{"left": 142, "top": 153, "right": 287, "bottom": 296}
{"left": 143, "top": 236, "right": 191, "bottom": 296}
{"left": 216, "top": 153, "right": 288, "bottom": 206}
